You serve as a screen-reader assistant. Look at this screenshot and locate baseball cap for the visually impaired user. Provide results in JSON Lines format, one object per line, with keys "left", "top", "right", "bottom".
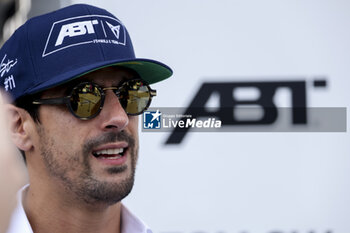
{"left": 0, "top": 4, "right": 173, "bottom": 101}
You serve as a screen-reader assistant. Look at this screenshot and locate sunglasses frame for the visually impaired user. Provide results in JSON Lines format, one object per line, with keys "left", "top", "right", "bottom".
{"left": 32, "top": 79, "right": 157, "bottom": 120}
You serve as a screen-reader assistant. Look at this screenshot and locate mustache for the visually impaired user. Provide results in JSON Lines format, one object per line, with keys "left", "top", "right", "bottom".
{"left": 83, "top": 131, "right": 135, "bottom": 155}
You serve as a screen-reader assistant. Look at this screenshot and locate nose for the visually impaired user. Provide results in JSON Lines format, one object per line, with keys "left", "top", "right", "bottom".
{"left": 98, "top": 90, "right": 129, "bottom": 131}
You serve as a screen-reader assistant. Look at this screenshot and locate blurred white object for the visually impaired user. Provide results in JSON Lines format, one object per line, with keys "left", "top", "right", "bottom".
{"left": 0, "top": 92, "right": 27, "bottom": 233}
{"left": 1, "top": 0, "right": 31, "bottom": 45}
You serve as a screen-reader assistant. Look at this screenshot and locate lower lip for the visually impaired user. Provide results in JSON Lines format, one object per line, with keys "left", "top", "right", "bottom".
{"left": 92, "top": 151, "right": 128, "bottom": 166}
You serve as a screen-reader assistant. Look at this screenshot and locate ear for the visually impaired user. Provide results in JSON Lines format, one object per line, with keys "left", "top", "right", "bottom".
{"left": 5, "top": 104, "right": 35, "bottom": 152}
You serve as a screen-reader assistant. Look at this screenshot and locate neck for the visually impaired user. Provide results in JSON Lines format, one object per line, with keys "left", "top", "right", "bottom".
{"left": 23, "top": 183, "right": 122, "bottom": 233}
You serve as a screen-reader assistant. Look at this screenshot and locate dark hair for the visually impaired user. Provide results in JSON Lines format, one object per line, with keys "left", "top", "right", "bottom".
{"left": 14, "top": 94, "right": 41, "bottom": 122}
{"left": 13, "top": 94, "right": 41, "bottom": 162}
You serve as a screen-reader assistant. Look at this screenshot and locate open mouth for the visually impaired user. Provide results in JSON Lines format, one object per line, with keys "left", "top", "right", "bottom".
{"left": 92, "top": 148, "right": 127, "bottom": 159}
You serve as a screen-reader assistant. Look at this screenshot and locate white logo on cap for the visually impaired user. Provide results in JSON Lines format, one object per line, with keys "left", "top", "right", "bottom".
{"left": 4, "top": 75, "right": 16, "bottom": 91}
{"left": 42, "top": 15, "right": 127, "bottom": 57}
{"left": 106, "top": 22, "right": 120, "bottom": 39}
{"left": 0, "top": 54, "right": 17, "bottom": 78}
{"left": 55, "top": 20, "right": 99, "bottom": 46}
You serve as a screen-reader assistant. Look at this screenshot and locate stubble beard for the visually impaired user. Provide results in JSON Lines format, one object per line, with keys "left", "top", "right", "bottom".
{"left": 37, "top": 126, "right": 138, "bottom": 206}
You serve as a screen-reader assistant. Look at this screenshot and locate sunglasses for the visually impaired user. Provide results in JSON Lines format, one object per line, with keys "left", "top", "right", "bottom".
{"left": 32, "top": 79, "right": 156, "bottom": 120}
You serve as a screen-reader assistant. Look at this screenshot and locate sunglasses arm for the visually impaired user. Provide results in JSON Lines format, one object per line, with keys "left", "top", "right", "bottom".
{"left": 32, "top": 97, "right": 70, "bottom": 105}
{"left": 150, "top": 89, "right": 157, "bottom": 97}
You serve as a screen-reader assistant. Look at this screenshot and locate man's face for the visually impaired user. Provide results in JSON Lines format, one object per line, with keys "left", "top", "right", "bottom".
{"left": 31, "top": 67, "right": 139, "bottom": 205}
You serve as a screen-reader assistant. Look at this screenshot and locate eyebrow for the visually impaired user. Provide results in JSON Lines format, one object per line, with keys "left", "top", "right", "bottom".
{"left": 97, "top": 73, "right": 143, "bottom": 84}
{"left": 90, "top": 77, "right": 129, "bottom": 88}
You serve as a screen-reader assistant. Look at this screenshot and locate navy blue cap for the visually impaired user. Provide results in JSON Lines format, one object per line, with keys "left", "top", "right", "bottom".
{"left": 0, "top": 4, "right": 173, "bottom": 101}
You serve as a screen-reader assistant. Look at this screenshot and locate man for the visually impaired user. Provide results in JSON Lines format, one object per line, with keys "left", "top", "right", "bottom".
{"left": 0, "top": 4, "right": 172, "bottom": 233}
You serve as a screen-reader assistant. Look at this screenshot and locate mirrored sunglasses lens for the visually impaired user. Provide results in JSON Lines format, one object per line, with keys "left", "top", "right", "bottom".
{"left": 70, "top": 84, "right": 102, "bottom": 118}
{"left": 119, "top": 80, "right": 151, "bottom": 114}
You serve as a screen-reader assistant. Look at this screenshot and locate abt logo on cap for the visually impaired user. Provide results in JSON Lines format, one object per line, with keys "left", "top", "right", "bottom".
{"left": 43, "top": 15, "right": 126, "bottom": 57}
{"left": 55, "top": 19, "right": 99, "bottom": 46}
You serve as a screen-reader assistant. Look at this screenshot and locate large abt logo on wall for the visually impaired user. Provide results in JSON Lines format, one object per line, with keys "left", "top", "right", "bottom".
{"left": 165, "top": 79, "right": 338, "bottom": 144}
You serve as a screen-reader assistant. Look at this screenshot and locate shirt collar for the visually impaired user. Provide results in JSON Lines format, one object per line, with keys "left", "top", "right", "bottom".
{"left": 6, "top": 185, "right": 152, "bottom": 233}
{"left": 6, "top": 184, "right": 32, "bottom": 233}
{"left": 121, "top": 204, "right": 153, "bottom": 233}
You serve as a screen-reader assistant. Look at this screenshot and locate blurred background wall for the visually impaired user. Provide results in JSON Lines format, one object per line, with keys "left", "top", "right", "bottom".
{"left": 1, "top": 1, "right": 349, "bottom": 233}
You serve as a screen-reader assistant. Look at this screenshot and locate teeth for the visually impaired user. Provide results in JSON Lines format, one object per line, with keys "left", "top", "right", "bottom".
{"left": 103, "top": 155, "right": 123, "bottom": 159}
{"left": 95, "top": 148, "right": 124, "bottom": 155}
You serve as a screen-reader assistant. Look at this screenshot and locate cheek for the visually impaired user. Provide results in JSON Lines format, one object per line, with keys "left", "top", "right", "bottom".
{"left": 38, "top": 106, "right": 83, "bottom": 147}
{"left": 127, "top": 116, "right": 139, "bottom": 156}
{"left": 36, "top": 113, "right": 86, "bottom": 173}
{"left": 128, "top": 116, "right": 139, "bottom": 137}
{"left": 40, "top": 104, "right": 78, "bottom": 128}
